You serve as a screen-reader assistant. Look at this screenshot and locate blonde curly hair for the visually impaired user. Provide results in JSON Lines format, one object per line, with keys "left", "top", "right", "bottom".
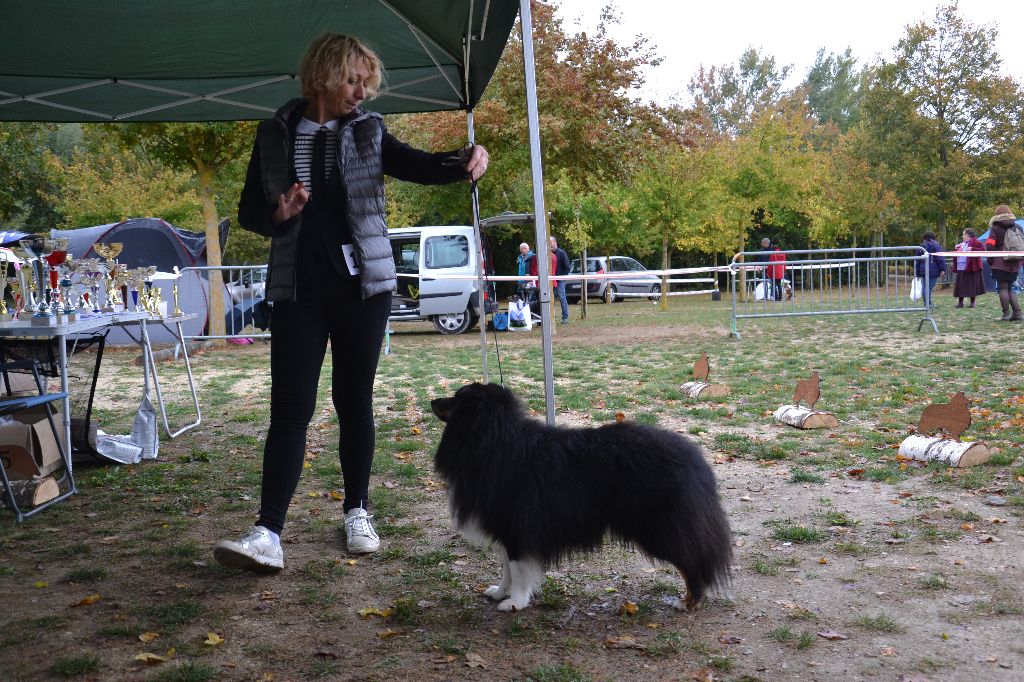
{"left": 298, "top": 33, "right": 382, "bottom": 100}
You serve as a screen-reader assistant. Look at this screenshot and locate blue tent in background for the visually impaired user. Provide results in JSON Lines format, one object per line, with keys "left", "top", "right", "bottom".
{"left": 978, "top": 218, "right": 1024, "bottom": 292}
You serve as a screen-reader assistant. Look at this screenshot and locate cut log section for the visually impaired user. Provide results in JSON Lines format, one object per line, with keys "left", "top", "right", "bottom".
{"left": 680, "top": 381, "right": 730, "bottom": 399}
{"left": 898, "top": 435, "right": 990, "bottom": 467}
{"left": 773, "top": 404, "right": 839, "bottom": 430}
{"left": 1, "top": 476, "right": 60, "bottom": 508}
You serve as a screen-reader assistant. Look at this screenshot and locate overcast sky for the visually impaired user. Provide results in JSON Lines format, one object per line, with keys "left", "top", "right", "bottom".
{"left": 553, "top": 0, "right": 1024, "bottom": 105}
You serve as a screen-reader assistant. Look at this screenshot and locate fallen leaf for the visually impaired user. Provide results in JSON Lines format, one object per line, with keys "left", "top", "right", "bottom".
{"left": 259, "top": 590, "right": 279, "bottom": 601}
{"left": 346, "top": 559, "right": 358, "bottom": 566}
{"left": 718, "top": 634, "right": 742, "bottom": 645}
{"left": 261, "top": 674, "right": 276, "bottom": 682}
{"left": 692, "top": 669, "right": 715, "bottom": 682}
{"left": 307, "top": 491, "right": 318, "bottom": 497}
{"left": 817, "top": 630, "right": 848, "bottom": 641}
{"left": 377, "top": 628, "right": 401, "bottom": 639}
{"left": 411, "top": 426, "right": 421, "bottom": 435}
{"left": 818, "top": 557, "right": 828, "bottom": 565}
{"left": 432, "top": 655, "right": 458, "bottom": 664}
{"left": 204, "top": 632, "right": 224, "bottom": 646}
{"left": 329, "top": 490, "right": 343, "bottom": 501}
{"left": 881, "top": 646, "right": 897, "bottom": 656}
{"left": 358, "top": 607, "right": 395, "bottom": 619}
{"left": 139, "top": 632, "right": 160, "bottom": 643}
{"left": 465, "top": 652, "right": 488, "bottom": 669}
{"left": 620, "top": 601, "right": 638, "bottom": 615}
{"left": 961, "top": 523, "right": 974, "bottom": 531}
{"left": 134, "top": 652, "right": 167, "bottom": 665}
{"left": 33, "top": 581, "right": 48, "bottom": 589}
{"left": 604, "top": 635, "right": 646, "bottom": 650}
{"left": 71, "top": 594, "right": 101, "bottom": 607}
{"left": 615, "top": 412, "right": 625, "bottom": 422}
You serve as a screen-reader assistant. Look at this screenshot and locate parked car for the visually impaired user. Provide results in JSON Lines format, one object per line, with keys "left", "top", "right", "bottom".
{"left": 565, "top": 256, "right": 661, "bottom": 304}
{"left": 225, "top": 268, "right": 266, "bottom": 305}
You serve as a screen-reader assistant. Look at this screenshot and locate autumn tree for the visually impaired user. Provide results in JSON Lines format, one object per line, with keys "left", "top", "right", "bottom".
{"left": 688, "top": 47, "right": 792, "bottom": 136}
{"left": 803, "top": 48, "right": 864, "bottom": 132}
{"left": 384, "top": 0, "right": 665, "bottom": 264}
{"left": 109, "top": 122, "right": 256, "bottom": 336}
{"left": 861, "top": 2, "right": 1013, "bottom": 245}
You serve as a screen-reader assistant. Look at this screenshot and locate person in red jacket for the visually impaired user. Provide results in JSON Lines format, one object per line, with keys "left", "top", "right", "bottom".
{"left": 952, "top": 228, "right": 985, "bottom": 308}
{"left": 768, "top": 246, "right": 787, "bottom": 302}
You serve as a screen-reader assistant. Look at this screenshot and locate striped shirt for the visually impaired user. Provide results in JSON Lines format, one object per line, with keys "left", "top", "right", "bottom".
{"left": 294, "top": 117, "right": 339, "bottom": 197}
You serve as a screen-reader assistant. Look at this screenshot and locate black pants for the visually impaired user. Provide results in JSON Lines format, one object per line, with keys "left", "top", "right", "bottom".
{"left": 256, "top": 274, "right": 391, "bottom": 535}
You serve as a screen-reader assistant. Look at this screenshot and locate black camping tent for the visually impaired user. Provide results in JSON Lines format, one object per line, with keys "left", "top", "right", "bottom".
{"left": 51, "top": 218, "right": 230, "bottom": 343}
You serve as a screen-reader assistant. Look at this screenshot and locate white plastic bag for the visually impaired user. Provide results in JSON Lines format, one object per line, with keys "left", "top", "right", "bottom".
{"left": 131, "top": 393, "right": 159, "bottom": 460}
{"left": 910, "top": 277, "right": 923, "bottom": 301}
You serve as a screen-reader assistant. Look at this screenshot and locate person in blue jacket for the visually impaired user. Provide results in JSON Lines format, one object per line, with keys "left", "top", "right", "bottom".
{"left": 915, "top": 231, "right": 947, "bottom": 306}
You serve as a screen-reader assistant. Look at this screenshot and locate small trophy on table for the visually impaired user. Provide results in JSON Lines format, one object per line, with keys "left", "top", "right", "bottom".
{"left": 0, "top": 275, "right": 13, "bottom": 322}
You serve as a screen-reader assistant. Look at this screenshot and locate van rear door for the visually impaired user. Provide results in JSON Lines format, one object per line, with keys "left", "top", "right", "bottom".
{"left": 418, "top": 231, "right": 474, "bottom": 316}
{"left": 390, "top": 232, "right": 422, "bottom": 315}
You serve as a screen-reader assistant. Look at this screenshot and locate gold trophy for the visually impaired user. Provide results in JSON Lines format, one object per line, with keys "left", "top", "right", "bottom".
{"left": 93, "top": 242, "right": 122, "bottom": 312}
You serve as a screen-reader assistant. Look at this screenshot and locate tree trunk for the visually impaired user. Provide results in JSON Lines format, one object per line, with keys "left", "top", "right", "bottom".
{"left": 1, "top": 477, "right": 59, "bottom": 508}
{"left": 197, "top": 165, "right": 226, "bottom": 339}
{"left": 659, "top": 235, "right": 669, "bottom": 311}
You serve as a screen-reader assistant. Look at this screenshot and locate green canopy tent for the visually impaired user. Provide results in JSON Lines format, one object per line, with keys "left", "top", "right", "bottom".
{"left": 0, "top": 0, "right": 558, "bottom": 422}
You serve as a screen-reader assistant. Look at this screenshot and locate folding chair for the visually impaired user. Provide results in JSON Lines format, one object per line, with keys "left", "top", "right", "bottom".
{"left": 0, "top": 360, "right": 76, "bottom": 522}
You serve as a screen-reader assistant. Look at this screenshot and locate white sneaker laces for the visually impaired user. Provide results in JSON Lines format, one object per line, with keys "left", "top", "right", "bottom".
{"left": 347, "top": 513, "right": 377, "bottom": 539}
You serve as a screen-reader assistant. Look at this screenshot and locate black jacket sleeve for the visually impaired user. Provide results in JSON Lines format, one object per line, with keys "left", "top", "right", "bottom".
{"left": 381, "top": 126, "right": 470, "bottom": 185}
{"left": 237, "top": 138, "right": 299, "bottom": 238}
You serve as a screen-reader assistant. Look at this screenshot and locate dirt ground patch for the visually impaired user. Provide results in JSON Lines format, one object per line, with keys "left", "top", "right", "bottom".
{"left": 1, "top": 300, "right": 1022, "bottom": 681}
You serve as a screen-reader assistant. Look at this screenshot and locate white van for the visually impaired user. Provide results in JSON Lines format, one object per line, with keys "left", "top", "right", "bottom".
{"left": 388, "top": 214, "right": 533, "bottom": 335}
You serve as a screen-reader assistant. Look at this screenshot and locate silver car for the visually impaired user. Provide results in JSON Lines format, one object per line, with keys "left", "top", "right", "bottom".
{"left": 565, "top": 256, "right": 661, "bottom": 304}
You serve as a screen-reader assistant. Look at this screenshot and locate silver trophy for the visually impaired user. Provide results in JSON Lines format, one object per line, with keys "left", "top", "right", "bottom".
{"left": 18, "top": 237, "right": 57, "bottom": 323}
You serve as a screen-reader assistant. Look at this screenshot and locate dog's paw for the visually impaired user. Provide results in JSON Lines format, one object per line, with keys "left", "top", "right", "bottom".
{"left": 483, "top": 585, "right": 508, "bottom": 601}
{"left": 497, "top": 596, "right": 530, "bottom": 612}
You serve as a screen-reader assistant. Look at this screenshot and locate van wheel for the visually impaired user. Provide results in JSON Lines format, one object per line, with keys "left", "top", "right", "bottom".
{"left": 432, "top": 309, "right": 474, "bottom": 335}
{"left": 603, "top": 284, "right": 618, "bottom": 304}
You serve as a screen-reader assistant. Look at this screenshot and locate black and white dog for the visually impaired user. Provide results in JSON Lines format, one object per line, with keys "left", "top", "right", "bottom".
{"left": 430, "top": 383, "right": 732, "bottom": 611}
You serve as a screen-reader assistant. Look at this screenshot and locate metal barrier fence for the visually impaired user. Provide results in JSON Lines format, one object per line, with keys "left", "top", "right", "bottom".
{"left": 729, "top": 246, "right": 936, "bottom": 338}
{"left": 180, "top": 265, "right": 270, "bottom": 341}
{"left": 180, "top": 263, "right": 726, "bottom": 342}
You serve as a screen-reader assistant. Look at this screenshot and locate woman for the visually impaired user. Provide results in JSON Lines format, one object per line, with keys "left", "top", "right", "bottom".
{"left": 952, "top": 228, "right": 985, "bottom": 308}
{"left": 915, "top": 231, "right": 946, "bottom": 305}
{"left": 984, "top": 204, "right": 1022, "bottom": 322}
{"left": 214, "top": 33, "right": 489, "bottom": 572}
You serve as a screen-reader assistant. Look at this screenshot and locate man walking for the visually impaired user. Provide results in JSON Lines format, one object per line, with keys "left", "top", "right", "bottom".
{"left": 550, "top": 236, "right": 571, "bottom": 323}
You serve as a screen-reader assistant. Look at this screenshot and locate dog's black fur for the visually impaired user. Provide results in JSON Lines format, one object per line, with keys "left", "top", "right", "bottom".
{"left": 430, "top": 382, "right": 733, "bottom": 610}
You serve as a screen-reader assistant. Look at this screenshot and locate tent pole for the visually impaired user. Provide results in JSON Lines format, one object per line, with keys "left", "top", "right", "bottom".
{"left": 518, "top": 0, "right": 555, "bottom": 425}
{"left": 467, "top": 110, "right": 488, "bottom": 383}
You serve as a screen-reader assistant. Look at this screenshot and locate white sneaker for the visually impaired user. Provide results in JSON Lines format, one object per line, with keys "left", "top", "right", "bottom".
{"left": 344, "top": 508, "right": 380, "bottom": 554}
{"left": 213, "top": 525, "right": 284, "bottom": 573}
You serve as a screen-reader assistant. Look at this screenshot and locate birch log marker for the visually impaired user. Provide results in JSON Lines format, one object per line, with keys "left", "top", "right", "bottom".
{"left": 897, "top": 435, "right": 989, "bottom": 467}
{"left": 681, "top": 352, "right": 730, "bottom": 399}
{"left": 773, "top": 404, "right": 839, "bottom": 429}
{"left": 898, "top": 392, "right": 987, "bottom": 466}
{"left": 774, "top": 372, "right": 836, "bottom": 429}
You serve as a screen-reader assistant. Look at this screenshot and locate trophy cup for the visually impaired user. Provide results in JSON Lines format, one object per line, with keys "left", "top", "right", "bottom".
{"left": 94, "top": 242, "right": 123, "bottom": 312}
{"left": 44, "top": 238, "right": 69, "bottom": 319}
{"left": 76, "top": 258, "right": 103, "bottom": 314}
{"left": 0, "top": 275, "right": 12, "bottom": 321}
{"left": 59, "top": 257, "right": 78, "bottom": 322}
{"left": 18, "top": 237, "right": 57, "bottom": 324}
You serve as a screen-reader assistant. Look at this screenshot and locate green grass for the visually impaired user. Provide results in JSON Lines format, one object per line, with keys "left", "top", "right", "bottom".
{"left": 150, "top": 661, "right": 220, "bottom": 682}
{"left": 50, "top": 653, "right": 101, "bottom": 676}
{"left": 765, "top": 519, "right": 826, "bottom": 543}
{"left": 790, "top": 467, "right": 825, "bottom": 484}
{"left": 856, "top": 613, "right": 904, "bottom": 632}
{"left": 526, "top": 664, "right": 594, "bottom": 682}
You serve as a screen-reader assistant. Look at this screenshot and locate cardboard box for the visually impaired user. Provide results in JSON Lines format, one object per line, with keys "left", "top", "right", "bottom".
{"left": 0, "top": 405, "right": 64, "bottom": 480}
